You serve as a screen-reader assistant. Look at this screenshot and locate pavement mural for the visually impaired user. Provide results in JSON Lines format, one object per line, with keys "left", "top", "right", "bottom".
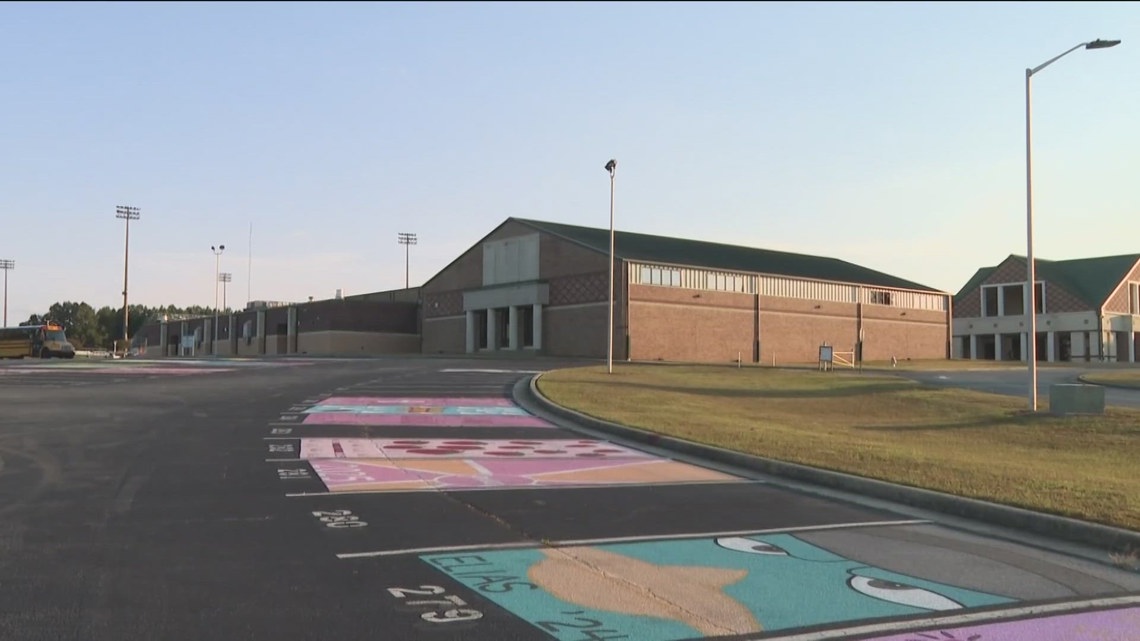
{"left": 301, "top": 398, "right": 555, "bottom": 427}
{"left": 862, "top": 605, "right": 1140, "bottom": 641}
{"left": 298, "top": 438, "right": 654, "bottom": 459}
{"left": 421, "top": 532, "right": 1016, "bottom": 640}
{"left": 308, "top": 457, "right": 736, "bottom": 492}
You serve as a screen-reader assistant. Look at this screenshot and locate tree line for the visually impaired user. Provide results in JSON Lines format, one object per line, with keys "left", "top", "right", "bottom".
{"left": 21, "top": 302, "right": 228, "bottom": 349}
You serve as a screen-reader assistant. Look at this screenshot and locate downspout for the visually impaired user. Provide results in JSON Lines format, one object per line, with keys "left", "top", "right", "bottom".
{"left": 856, "top": 286, "right": 864, "bottom": 366}
{"left": 753, "top": 277, "right": 760, "bottom": 363}
{"left": 947, "top": 294, "right": 954, "bottom": 359}
{"left": 623, "top": 259, "right": 631, "bottom": 361}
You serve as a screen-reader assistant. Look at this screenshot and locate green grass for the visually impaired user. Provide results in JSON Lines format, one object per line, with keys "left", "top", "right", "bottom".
{"left": 1081, "top": 371, "right": 1140, "bottom": 390}
{"left": 538, "top": 364, "right": 1140, "bottom": 532}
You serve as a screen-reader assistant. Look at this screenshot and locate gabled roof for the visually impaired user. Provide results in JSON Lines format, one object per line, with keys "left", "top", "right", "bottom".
{"left": 512, "top": 218, "right": 941, "bottom": 293}
{"left": 954, "top": 253, "right": 1140, "bottom": 308}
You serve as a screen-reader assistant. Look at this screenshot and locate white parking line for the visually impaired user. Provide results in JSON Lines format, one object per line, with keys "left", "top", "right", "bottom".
{"left": 334, "top": 519, "right": 929, "bottom": 559}
{"left": 749, "top": 594, "right": 1140, "bottom": 640}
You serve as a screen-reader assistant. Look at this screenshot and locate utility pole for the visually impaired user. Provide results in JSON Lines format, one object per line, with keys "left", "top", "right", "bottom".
{"left": 605, "top": 159, "right": 617, "bottom": 374}
{"left": 115, "top": 205, "right": 140, "bottom": 353}
{"left": 397, "top": 232, "right": 417, "bottom": 289}
{"left": 211, "top": 245, "right": 225, "bottom": 354}
{"left": 0, "top": 259, "right": 13, "bottom": 327}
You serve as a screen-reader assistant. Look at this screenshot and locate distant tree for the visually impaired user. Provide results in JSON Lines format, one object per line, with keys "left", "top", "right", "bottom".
{"left": 29, "top": 302, "right": 222, "bottom": 347}
{"left": 47, "top": 301, "right": 103, "bottom": 348}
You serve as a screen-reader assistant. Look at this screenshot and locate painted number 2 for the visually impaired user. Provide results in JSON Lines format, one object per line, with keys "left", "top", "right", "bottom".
{"left": 311, "top": 509, "right": 367, "bottom": 529}
{"left": 388, "top": 585, "right": 483, "bottom": 624}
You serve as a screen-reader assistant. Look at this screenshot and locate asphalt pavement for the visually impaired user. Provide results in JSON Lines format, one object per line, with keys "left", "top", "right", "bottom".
{"left": 1, "top": 355, "right": 1138, "bottom": 641}
{"left": 885, "top": 365, "right": 1140, "bottom": 408}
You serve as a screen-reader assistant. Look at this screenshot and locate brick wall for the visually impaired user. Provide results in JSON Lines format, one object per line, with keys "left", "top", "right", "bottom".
{"left": 628, "top": 284, "right": 754, "bottom": 362}
{"left": 759, "top": 297, "right": 858, "bottom": 363}
{"left": 295, "top": 300, "right": 418, "bottom": 333}
{"left": 422, "top": 317, "right": 465, "bottom": 354}
{"left": 422, "top": 220, "right": 538, "bottom": 298}
{"left": 545, "top": 303, "right": 614, "bottom": 359}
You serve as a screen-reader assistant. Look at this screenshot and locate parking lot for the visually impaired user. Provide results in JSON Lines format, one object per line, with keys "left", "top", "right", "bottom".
{"left": 1, "top": 357, "right": 1138, "bottom": 640}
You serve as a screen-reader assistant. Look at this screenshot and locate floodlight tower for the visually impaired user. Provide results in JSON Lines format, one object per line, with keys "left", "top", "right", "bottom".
{"left": 397, "top": 232, "right": 417, "bottom": 289}
{"left": 116, "top": 205, "right": 140, "bottom": 350}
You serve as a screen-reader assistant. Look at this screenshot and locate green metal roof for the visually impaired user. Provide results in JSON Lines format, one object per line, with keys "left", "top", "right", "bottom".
{"left": 954, "top": 253, "right": 1140, "bottom": 308}
{"left": 512, "top": 218, "right": 942, "bottom": 292}
{"left": 954, "top": 266, "right": 997, "bottom": 301}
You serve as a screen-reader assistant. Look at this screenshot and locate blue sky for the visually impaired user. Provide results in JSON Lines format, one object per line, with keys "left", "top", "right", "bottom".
{"left": 1, "top": 1, "right": 1136, "bottom": 323}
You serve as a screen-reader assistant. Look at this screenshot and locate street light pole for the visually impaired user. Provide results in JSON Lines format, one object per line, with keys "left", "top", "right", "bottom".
{"left": 397, "top": 232, "right": 417, "bottom": 289}
{"left": 115, "top": 205, "right": 140, "bottom": 353}
{"left": 605, "top": 159, "right": 617, "bottom": 374}
{"left": 212, "top": 245, "right": 225, "bottom": 355}
{"left": 0, "top": 259, "right": 13, "bottom": 327}
{"left": 1024, "top": 38, "right": 1120, "bottom": 412}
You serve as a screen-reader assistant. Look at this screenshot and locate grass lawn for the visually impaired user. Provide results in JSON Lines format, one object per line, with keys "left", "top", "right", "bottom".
{"left": 538, "top": 364, "right": 1140, "bottom": 533}
{"left": 1081, "top": 371, "right": 1140, "bottom": 390}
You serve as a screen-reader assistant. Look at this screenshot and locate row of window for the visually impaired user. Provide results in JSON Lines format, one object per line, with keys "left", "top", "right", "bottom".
{"left": 638, "top": 265, "right": 754, "bottom": 293}
{"left": 629, "top": 262, "right": 947, "bottom": 311}
{"left": 981, "top": 283, "right": 1045, "bottom": 317}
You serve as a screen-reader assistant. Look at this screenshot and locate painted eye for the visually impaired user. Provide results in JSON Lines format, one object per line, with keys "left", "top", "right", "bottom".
{"left": 848, "top": 576, "right": 963, "bottom": 611}
{"left": 714, "top": 537, "right": 788, "bottom": 555}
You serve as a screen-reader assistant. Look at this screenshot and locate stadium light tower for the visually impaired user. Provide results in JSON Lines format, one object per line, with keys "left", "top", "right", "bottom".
{"left": 397, "top": 232, "right": 417, "bottom": 289}
{"left": 212, "top": 245, "right": 226, "bottom": 354}
{"left": 0, "top": 259, "right": 13, "bottom": 327}
{"left": 1023, "top": 38, "right": 1120, "bottom": 411}
{"left": 115, "top": 205, "right": 140, "bottom": 351}
{"left": 219, "top": 272, "right": 232, "bottom": 311}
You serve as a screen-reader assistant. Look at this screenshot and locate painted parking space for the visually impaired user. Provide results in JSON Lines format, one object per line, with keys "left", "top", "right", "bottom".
{"left": 421, "top": 531, "right": 1015, "bottom": 640}
{"left": 254, "top": 365, "right": 1140, "bottom": 641}
{"left": 343, "top": 524, "right": 1140, "bottom": 641}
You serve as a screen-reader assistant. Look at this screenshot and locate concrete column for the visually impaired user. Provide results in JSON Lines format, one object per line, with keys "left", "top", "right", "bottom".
{"left": 465, "top": 310, "right": 476, "bottom": 354}
{"left": 287, "top": 306, "right": 298, "bottom": 354}
{"left": 1131, "top": 332, "right": 1137, "bottom": 364}
{"left": 159, "top": 322, "right": 168, "bottom": 354}
{"left": 508, "top": 306, "right": 519, "bottom": 350}
{"left": 532, "top": 304, "right": 543, "bottom": 351}
{"left": 1046, "top": 331, "right": 1055, "bottom": 363}
{"left": 1019, "top": 333, "right": 1027, "bottom": 362}
{"left": 969, "top": 334, "right": 977, "bottom": 360}
{"left": 994, "top": 333, "right": 1001, "bottom": 361}
{"left": 997, "top": 286, "right": 1005, "bottom": 317}
{"left": 486, "top": 308, "right": 497, "bottom": 351}
{"left": 256, "top": 310, "right": 266, "bottom": 355}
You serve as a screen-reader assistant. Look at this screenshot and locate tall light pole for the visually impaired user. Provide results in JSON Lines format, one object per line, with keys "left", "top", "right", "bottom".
{"left": 397, "top": 232, "right": 417, "bottom": 289}
{"left": 605, "top": 159, "right": 617, "bottom": 374}
{"left": 211, "top": 245, "right": 225, "bottom": 354}
{"left": 219, "top": 272, "right": 232, "bottom": 312}
{"left": 116, "top": 205, "right": 140, "bottom": 352}
{"left": 0, "top": 259, "right": 13, "bottom": 327}
{"left": 1024, "top": 38, "right": 1120, "bottom": 412}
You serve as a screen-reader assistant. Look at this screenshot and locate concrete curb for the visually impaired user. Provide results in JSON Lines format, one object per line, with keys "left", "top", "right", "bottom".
{"left": 515, "top": 372, "right": 1140, "bottom": 554}
{"left": 1076, "top": 374, "right": 1140, "bottom": 392}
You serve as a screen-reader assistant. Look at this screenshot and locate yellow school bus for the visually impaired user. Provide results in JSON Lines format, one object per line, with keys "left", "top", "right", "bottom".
{"left": 0, "top": 323, "right": 76, "bottom": 359}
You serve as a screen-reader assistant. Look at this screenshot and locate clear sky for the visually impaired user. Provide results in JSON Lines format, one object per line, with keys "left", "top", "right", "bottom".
{"left": 1, "top": 1, "right": 1136, "bottom": 324}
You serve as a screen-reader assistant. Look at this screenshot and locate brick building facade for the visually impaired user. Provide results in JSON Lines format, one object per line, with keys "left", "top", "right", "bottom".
{"left": 421, "top": 218, "right": 952, "bottom": 364}
{"left": 953, "top": 253, "right": 1140, "bottom": 363}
